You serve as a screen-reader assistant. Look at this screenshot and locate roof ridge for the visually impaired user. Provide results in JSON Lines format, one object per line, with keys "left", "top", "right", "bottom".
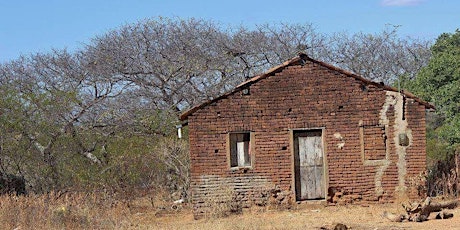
{"left": 180, "top": 54, "right": 433, "bottom": 121}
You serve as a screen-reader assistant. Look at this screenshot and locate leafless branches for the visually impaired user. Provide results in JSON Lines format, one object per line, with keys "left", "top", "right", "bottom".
{"left": 0, "top": 17, "right": 433, "bottom": 194}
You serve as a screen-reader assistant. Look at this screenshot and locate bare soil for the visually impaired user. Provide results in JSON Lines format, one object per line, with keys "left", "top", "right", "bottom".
{"left": 2, "top": 194, "right": 458, "bottom": 229}
{"left": 141, "top": 203, "right": 460, "bottom": 230}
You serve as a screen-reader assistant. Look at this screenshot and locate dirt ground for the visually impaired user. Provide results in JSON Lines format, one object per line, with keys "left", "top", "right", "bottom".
{"left": 135, "top": 203, "right": 460, "bottom": 230}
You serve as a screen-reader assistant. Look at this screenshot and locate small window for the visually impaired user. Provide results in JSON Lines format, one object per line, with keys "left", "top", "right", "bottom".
{"left": 229, "top": 132, "right": 252, "bottom": 168}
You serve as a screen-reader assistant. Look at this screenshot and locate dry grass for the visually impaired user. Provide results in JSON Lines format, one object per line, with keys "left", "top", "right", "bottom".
{"left": 1, "top": 192, "right": 460, "bottom": 230}
{"left": 0, "top": 191, "right": 150, "bottom": 229}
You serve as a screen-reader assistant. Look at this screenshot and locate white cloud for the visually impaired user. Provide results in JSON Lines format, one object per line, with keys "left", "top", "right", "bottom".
{"left": 381, "top": 0, "right": 424, "bottom": 6}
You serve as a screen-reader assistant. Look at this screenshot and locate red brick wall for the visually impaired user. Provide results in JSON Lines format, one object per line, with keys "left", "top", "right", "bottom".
{"left": 187, "top": 62, "right": 427, "bottom": 216}
{"left": 405, "top": 99, "right": 428, "bottom": 199}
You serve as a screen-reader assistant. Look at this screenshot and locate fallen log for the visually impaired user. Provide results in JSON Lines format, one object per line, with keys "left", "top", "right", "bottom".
{"left": 384, "top": 197, "right": 458, "bottom": 222}
{"left": 402, "top": 197, "right": 458, "bottom": 217}
{"left": 436, "top": 210, "right": 454, "bottom": 219}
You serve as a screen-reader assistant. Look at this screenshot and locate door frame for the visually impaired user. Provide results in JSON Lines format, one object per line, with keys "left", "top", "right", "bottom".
{"left": 289, "top": 128, "right": 328, "bottom": 202}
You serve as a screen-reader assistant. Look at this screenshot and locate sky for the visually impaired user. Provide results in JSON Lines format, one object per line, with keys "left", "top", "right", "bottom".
{"left": 0, "top": 0, "right": 459, "bottom": 63}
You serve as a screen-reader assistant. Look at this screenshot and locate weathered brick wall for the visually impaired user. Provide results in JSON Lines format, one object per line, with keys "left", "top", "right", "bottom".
{"left": 405, "top": 99, "right": 428, "bottom": 200}
{"left": 187, "top": 61, "right": 427, "bottom": 217}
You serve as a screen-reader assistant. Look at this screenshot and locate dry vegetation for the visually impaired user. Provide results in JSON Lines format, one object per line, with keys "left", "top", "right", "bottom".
{"left": 1, "top": 17, "right": 454, "bottom": 230}
{"left": 1, "top": 192, "right": 459, "bottom": 230}
{"left": 0, "top": 192, "right": 127, "bottom": 229}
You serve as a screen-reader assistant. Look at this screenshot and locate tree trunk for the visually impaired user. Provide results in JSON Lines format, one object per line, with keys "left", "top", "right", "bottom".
{"left": 456, "top": 150, "right": 459, "bottom": 198}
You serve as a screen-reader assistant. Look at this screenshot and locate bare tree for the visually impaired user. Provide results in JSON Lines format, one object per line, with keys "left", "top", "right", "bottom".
{"left": 83, "top": 18, "right": 241, "bottom": 112}
{"left": 326, "top": 26, "right": 432, "bottom": 84}
{"left": 0, "top": 17, "right": 433, "bottom": 194}
{"left": 0, "top": 49, "right": 127, "bottom": 191}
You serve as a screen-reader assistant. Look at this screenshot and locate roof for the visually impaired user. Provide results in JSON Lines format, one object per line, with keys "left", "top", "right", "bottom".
{"left": 180, "top": 53, "right": 434, "bottom": 121}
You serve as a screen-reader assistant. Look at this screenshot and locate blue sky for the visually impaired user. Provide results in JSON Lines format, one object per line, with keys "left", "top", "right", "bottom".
{"left": 0, "top": 0, "right": 459, "bottom": 63}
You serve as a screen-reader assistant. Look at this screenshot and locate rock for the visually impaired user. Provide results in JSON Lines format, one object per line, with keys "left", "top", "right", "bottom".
{"left": 320, "top": 223, "right": 349, "bottom": 230}
{"left": 333, "top": 223, "right": 349, "bottom": 230}
{"left": 173, "top": 199, "right": 184, "bottom": 204}
{"left": 407, "top": 213, "right": 427, "bottom": 222}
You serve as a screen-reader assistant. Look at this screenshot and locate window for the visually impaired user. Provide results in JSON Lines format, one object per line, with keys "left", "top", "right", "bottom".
{"left": 229, "top": 132, "right": 252, "bottom": 168}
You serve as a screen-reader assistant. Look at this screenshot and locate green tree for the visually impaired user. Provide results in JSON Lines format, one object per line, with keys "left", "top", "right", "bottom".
{"left": 407, "top": 29, "right": 460, "bottom": 159}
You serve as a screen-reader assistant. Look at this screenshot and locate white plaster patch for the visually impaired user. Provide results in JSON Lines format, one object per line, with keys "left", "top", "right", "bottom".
{"left": 337, "top": 142, "right": 345, "bottom": 149}
{"left": 365, "top": 92, "right": 398, "bottom": 197}
{"left": 379, "top": 94, "right": 397, "bottom": 126}
{"left": 333, "top": 133, "right": 343, "bottom": 140}
{"left": 367, "top": 91, "right": 410, "bottom": 200}
{"left": 334, "top": 133, "right": 345, "bottom": 149}
{"left": 389, "top": 92, "right": 411, "bottom": 200}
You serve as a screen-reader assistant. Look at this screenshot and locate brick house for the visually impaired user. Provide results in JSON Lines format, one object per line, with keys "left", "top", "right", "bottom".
{"left": 180, "top": 53, "right": 433, "bottom": 217}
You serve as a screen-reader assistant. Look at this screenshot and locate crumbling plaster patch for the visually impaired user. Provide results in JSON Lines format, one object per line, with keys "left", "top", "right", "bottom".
{"left": 389, "top": 91, "right": 412, "bottom": 200}
{"left": 361, "top": 91, "right": 410, "bottom": 199}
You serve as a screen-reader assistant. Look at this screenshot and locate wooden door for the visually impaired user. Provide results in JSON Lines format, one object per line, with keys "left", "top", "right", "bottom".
{"left": 294, "top": 130, "right": 325, "bottom": 200}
